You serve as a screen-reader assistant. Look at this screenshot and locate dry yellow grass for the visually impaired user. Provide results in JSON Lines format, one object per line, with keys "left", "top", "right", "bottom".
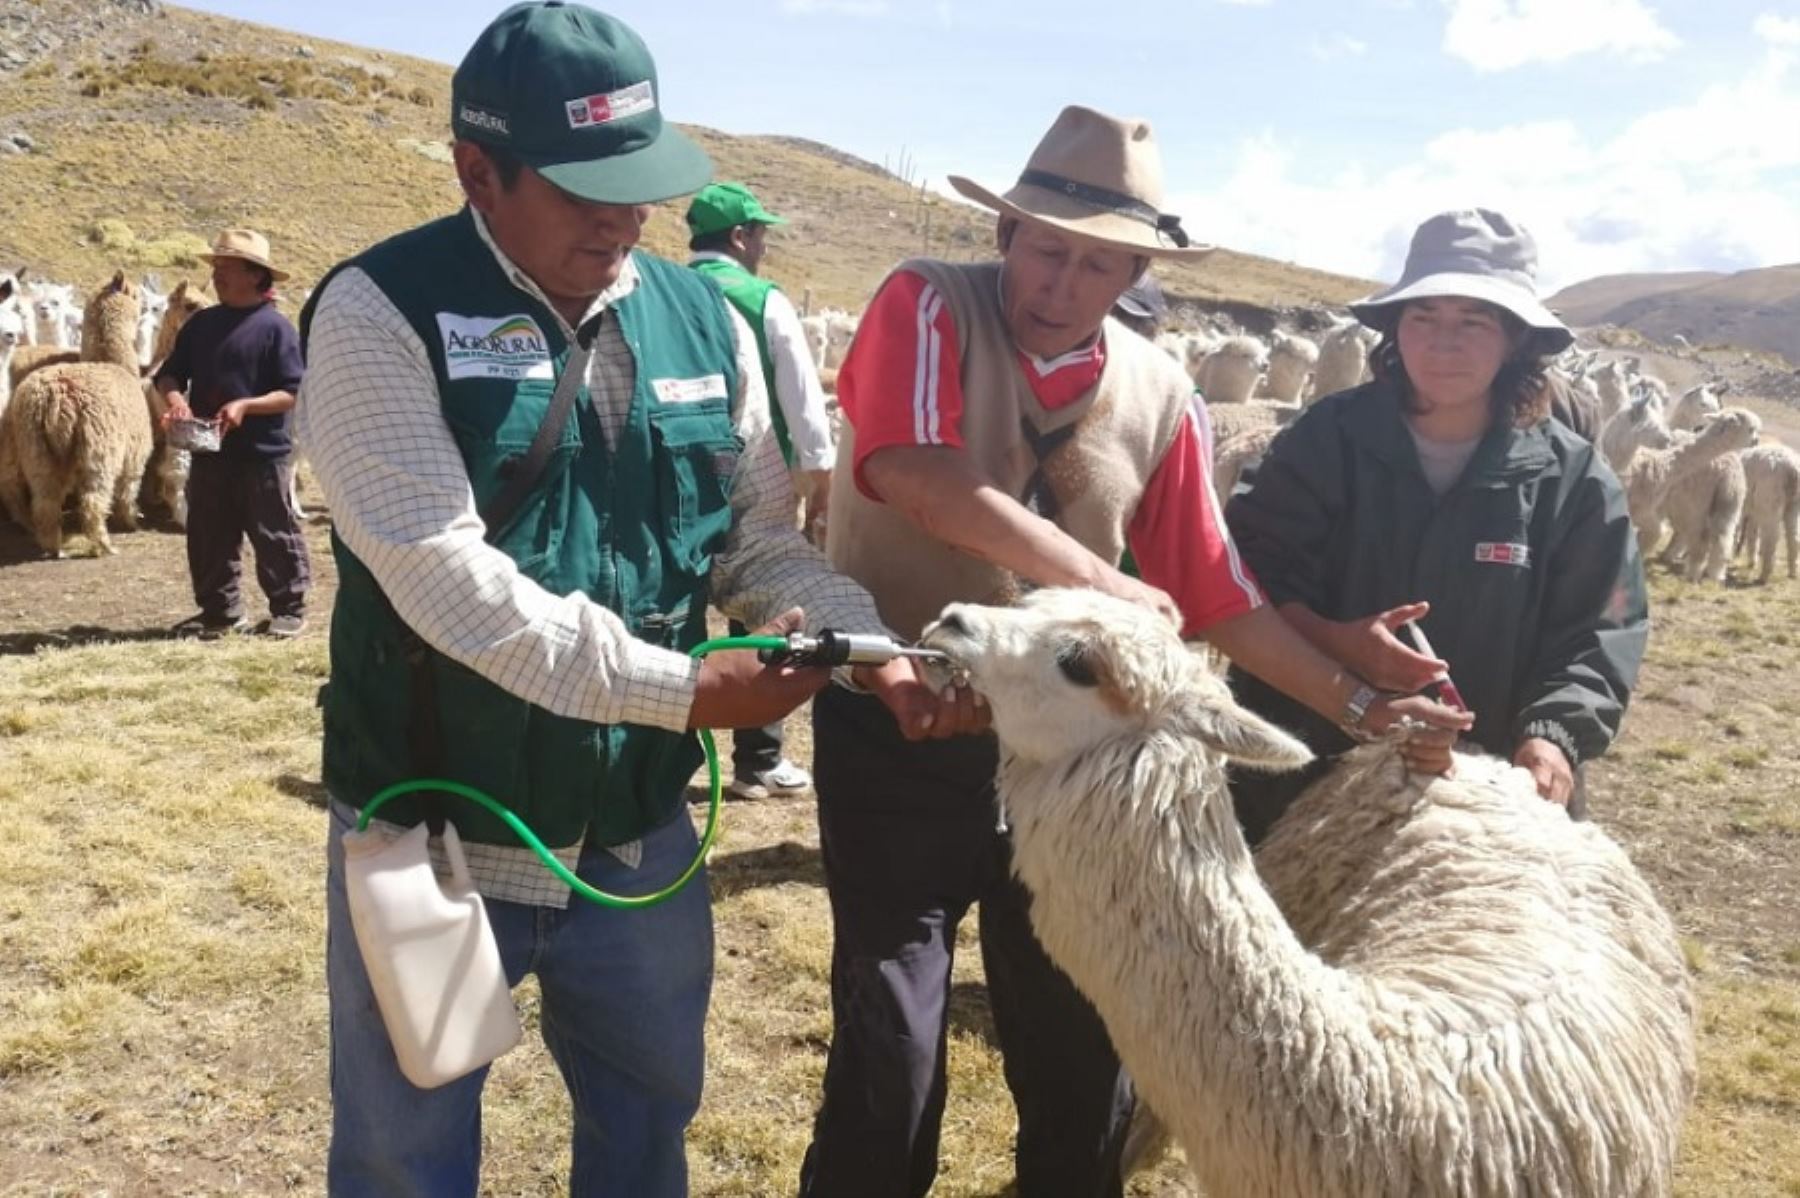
{"left": 2, "top": 545, "right": 1799, "bottom": 1194}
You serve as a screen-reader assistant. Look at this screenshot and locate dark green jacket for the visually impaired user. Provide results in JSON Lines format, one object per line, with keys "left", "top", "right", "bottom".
{"left": 302, "top": 209, "right": 741, "bottom": 848}
{"left": 1226, "top": 380, "right": 1648, "bottom": 771}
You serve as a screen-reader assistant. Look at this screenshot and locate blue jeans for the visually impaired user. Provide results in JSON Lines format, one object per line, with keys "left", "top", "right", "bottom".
{"left": 325, "top": 800, "right": 714, "bottom": 1198}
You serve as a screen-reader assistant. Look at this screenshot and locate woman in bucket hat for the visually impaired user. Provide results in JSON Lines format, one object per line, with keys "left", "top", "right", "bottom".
{"left": 1225, "top": 207, "right": 1649, "bottom": 844}
{"left": 801, "top": 107, "right": 1469, "bottom": 1198}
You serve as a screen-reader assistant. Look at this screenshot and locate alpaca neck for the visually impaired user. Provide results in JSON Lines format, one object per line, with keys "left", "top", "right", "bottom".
{"left": 1666, "top": 431, "right": 1735, "bottom": 485}
{"left": 82, "top": 308, "right": 138, "bottom": 373}
{"left": 1003, "top": 741, "right": 1375, "bottom": 1171}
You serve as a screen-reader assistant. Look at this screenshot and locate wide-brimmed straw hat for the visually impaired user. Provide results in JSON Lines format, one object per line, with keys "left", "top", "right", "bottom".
{"left": 949, "top": 106, "right": 1211, "bottom": 260}
{"left": 1349, "top": 208, "right": 1572, "bottom": 355}
{"left": 199, "top": 228, "right": 289, "bottom": 282}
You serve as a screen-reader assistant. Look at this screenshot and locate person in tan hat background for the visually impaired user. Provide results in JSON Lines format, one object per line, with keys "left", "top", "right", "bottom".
{"left": 154, "top": 227, "right": 310, "bottom": 638}
{"left": 1225, "top": 207, "right": 1649, "bottom": 844}
{"left": 800, "top": 105, "right": 1469, "bottom": 1198}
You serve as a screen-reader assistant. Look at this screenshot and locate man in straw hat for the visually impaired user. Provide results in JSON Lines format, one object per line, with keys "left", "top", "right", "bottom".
{"left": 155, "top": 227, "right": 310, "bottom": 639}
{"left": 295, "top": 4, "right": 964, "bottom": 1193}
{"left": 801, "top": 105, "right": 1470, "bottom": 1197}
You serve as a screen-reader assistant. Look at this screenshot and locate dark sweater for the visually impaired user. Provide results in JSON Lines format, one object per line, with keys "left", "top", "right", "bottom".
{"left": 157, "top": 301, "right": 305, "bottom": 460}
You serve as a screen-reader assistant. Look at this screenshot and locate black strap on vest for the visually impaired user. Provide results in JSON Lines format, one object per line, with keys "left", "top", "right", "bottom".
{"left": 399, "top": 312, "right": 603, "bottom": 833}
{"left": 479, "top": 313, "right": 604, "bottom": 541}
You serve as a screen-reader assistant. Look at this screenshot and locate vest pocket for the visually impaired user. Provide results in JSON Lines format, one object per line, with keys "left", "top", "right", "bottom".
{"left": 648, "top": 404, "right": 740, "bottom": 573}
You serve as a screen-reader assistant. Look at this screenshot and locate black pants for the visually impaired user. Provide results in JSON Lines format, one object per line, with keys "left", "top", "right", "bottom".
{"left": 727, "top": 618, "right": 783, "bottom": 773}
{"left": 799, "top": 688, "right": 1132, "bottom": 1198}
{"left": 186, "top": 454, "right": 310, "bottom": 622}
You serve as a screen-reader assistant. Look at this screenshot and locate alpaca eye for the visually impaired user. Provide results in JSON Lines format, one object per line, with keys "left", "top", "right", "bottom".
{"left": 1055, "top": 643, "right": 1099, "bottom": 688}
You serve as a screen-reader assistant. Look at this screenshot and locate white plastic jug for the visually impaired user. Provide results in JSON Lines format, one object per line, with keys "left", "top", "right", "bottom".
{"left": 342, "top": 818, "right": 522, "bottom": 1089}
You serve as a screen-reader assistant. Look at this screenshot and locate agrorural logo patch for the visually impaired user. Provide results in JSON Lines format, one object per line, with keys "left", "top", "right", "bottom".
{"left": 457, "top": 102, "right": 510, "bottom": 138}
{"left": 436, "top": 313, "right": 554, "bottom": 382}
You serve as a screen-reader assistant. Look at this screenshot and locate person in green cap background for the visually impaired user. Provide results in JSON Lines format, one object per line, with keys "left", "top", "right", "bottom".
{"left": 686, "top": 181, "right": 838, "bottom": 801}
{"left": 295, "top": 4, "right": 974, "bottom": 1194}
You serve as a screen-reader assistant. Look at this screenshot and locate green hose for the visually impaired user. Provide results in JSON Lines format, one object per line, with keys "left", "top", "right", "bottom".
{"left": 354, "top": 633, "right": 791, "bottom": 910}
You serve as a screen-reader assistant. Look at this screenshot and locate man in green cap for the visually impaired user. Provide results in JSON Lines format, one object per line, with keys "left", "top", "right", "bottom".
{"left": 686, "top": 181, "right": 837, "bottom": 801}
{"left": 295, "top": 5, "right": 970, "bottom": 1194}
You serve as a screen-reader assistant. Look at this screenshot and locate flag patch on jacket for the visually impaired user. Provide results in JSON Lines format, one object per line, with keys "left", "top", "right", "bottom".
{"left": 1474, "top": 541, "right": 1531, "bottom": 567}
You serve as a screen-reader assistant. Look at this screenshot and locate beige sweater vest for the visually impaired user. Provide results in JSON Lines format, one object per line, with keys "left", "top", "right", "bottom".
{"left": 827, "top": 258, "right": 1193, "bottom": 639}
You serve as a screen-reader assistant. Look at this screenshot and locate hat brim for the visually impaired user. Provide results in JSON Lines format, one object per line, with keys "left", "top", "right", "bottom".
{"left": 200, "top": 253, "right": 290, "bottom": 283}
{"left": 1350, "top": 272, "right": 1573, "bottom": 355}
{"left": 532, "top": 125, "right": 714, "bottom": 205}
{"left": 948, "top": 175, "right": 1213, "bottom": 261}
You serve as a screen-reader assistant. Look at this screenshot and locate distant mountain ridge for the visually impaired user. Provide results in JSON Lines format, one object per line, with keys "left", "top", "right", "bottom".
{"left": 1550, "top": 265, "right": 1800, "bottom": 367}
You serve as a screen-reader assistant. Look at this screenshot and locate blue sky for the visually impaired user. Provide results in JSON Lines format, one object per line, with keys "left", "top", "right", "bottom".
{"left": 183, "top": 0, "right": 1800, "bottom": 289}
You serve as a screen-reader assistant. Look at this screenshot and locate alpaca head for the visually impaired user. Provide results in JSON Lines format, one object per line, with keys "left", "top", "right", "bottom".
{"left": 1621, "top": 393, "right": 1675, "bottom": 451}
{"left": 921, "top": 588, "right": 1314, "bottom": 772}
{"left": 1695, "top": 407, "right": 1761, "bottom": 455}
{"left": 1670, "top": 383, "right": 1723, "bottom": 431}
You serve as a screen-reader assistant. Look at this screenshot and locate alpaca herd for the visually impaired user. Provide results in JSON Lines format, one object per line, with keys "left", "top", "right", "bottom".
{"left": 0, "top": 268, "right": 213, "bottom": 554}
{"left": 923, "top": 589, "right": 1697, "bottom": 1198}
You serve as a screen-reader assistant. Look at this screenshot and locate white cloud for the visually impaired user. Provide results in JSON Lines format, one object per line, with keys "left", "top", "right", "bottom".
{"left": 1755, "top": 12, "right": 1800, "bottom": 46}
{"left": 1441, "top": 0, "right": 1680, "bottom": 72}
{"left": 779, "top": 0, "right": 889, "bottom": 15}
{"left": 1217, "top": 0, "right": 1273, "bottom": 6}
{"left": 1165, "top": 23, "right": 1800, "bottom": 294}
{"left": 1309, "top": 33, "right": 1368, "bottom": 61}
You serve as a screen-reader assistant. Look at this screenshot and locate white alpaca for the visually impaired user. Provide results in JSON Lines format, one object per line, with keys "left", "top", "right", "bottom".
{"left": 1196, "top": 334, "right": 1268, "bottom": 405}
{"left": 29, "top": 280, "right": 80, "bottom": 350}
{"left": 921, "top": 588, "right": 1696, "bottom": 1198}
{"left": 1737, "top": 443, "right": 1800, "bottom": 583}
{"left": 1308, "top": 320, "right": 1377, "bottom": 401}
{"left": 1621, "top": 409, "right": 1761, "bottom": 557}
{"left": 1668, "top": 382, "right": 1724, "bottom": 433}
{"left": 1590, "top": 358, "right": 1633, "bottom": 423}
{"left": 0, "top": 276, "right": 25, "bottom": 421}
{"left": 1180, "top": 330, "right": 1221, "bottom": 385}
{"left": 1661, "top": 451, "right": 1746, "bottom": 583}
{"left": 1204, "top": 399, "right": 1297, "bottom": 447}
{"left": 1211, "top": 425, "right": 1281, "bottom": 504}
{"left": 135, "top": 277, "right": 168, "bottom": 372}
{"left": 1597, "top": 393, "right": 1674, "bottom": 474}
{"left": 1259, "top": 330, "right": 1317, "bottom": 405}
{"left": 0, "top": 272, "right": 152, "bottom": 556}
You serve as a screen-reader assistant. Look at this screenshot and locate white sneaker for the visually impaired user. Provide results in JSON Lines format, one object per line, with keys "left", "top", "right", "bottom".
{"left": 727, "top": 759, "right": 813, "bottom": 800}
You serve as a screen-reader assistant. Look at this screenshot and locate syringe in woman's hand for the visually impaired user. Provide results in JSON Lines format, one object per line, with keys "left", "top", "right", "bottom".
{"left": 1402, "top": 621, "right": 1469, "bottom": 712}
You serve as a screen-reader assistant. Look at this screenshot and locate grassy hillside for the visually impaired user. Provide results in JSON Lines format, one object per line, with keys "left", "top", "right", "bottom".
{"left": 1550, "top": 271, "right": 1728, "bottom": 327}
{"left": 0, "top": 1, "right": 1371, "bottom": 316}
{"left": 1552, "top": 265, "right": 1800, "bottom": 367}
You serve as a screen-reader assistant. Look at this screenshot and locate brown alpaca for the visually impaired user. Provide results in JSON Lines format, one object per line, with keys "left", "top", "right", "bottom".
{"left": 140, "top": 280, "right": 215, "bottom": 526}
{"left": 0, "top": 272, "right": 151, "bottom": 556}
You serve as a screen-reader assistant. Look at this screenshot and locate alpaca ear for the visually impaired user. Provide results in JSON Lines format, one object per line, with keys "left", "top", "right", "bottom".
{"left": 110, "top": 269, "right": 127, "bottom": 290}
{"left": 1191, "top": 703, "right": 1314, "bottom": 772}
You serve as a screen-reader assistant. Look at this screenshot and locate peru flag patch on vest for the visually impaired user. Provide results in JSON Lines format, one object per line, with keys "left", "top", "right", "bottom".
{"left": 1474, "top": 541, "right": 1531, "bottom": 567}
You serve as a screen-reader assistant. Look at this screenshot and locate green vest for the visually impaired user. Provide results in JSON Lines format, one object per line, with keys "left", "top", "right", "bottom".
{"left": 690, "top": 256, "right": 793, "bottom": 464}
{"left": 301, "top": 209, "right": 742, "bottom": 848}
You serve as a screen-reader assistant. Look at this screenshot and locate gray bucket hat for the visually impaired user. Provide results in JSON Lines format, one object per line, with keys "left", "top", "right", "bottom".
{"left": 1349, "top": 209, "right": 1573, "bottom": 355}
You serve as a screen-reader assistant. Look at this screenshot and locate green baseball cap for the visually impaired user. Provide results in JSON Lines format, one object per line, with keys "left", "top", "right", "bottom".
{"left": 685, "top": 182, "right": 788, "bottom": 238}
{"left": 451, "top": 2, "right": 712, "bottom": 204}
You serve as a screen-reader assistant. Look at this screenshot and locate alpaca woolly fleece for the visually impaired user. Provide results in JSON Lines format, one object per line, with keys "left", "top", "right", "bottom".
{"left": 923, "top": 588, "right": 1697, "bottom": 1198}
